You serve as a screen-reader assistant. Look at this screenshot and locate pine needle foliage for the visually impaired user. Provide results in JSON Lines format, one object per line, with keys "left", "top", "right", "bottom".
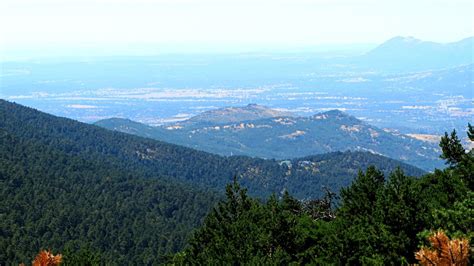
{"left": 415, "top": 230, "right": 469, "bottom": 266}
{"left": 31, "top": 250, "right": 62, "bottom": 266}
{"left": 440, "top": 130, "right": 466, "bottom": 166}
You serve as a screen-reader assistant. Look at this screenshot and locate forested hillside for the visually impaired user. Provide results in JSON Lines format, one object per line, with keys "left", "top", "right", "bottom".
{"left": 0, "top": 100, "right": 427, "bottom": 263}
{"left": 96, "top": 105, "right": 442, "bottom": 171}
{"left": 0, "top": 114, "right": 220, "bottom": 264}
{"left": 1, "top": 100, "right": 423, "bottom": 199}
{"left": 173, "top": 126, "right": 474, "bottom": 264}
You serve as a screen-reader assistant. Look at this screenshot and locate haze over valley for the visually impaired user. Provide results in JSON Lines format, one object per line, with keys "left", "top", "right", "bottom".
{"left": 2, "top": 37, "right": 473, "bottom": 139}
{"left": 1, "top": 0, "right": 473, "bottom": 264}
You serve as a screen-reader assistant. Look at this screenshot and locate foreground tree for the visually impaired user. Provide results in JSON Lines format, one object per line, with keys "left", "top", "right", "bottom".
{"left": 173, "top": 179, "right": 337, "bottom": 264}
{"left": 440, "top": 129, "right": 465, "bottom": 166}
{"left": 415, "top": 230, "right": 469, "bottom": 266}
{"left": 172, "top": 124, "right": 473, "bottom": 264}
{"left": 182, "top": 179, "right": 268, "bottom": 264}
{"left": 467, "top": 123, "right": 474, "bottom": 141}
{"left": 439, "top": 126, "right": 474, "bottom": 189}
{"left": 25, "top": 250, "right": 62, "bottom": 266}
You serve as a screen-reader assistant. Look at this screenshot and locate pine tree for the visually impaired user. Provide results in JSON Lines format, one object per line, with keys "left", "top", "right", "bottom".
{"left": 468, "top": 123, "right": 474, "bottom": 142}
{"left": 339, "top": 166, "right": 384, "bottom": 218}
{"left": 440, "top": 129, "right": 465, "bottom": 166}
{"left": 415, "top": 230, "right": 469, "bottom": 266}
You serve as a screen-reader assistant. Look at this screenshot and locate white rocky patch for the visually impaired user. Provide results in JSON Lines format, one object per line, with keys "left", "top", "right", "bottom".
{"left": 340, "top": 125, "right": 362, "bottom": 132}
{"left": 313, "top": 114, "right": 328, "bottom": 120}
{"left": 368, "top": 128, "right": 379, "bottom": 138}
{"left": 273, "top": 118, "right": 296, "bottom": 125}
{"left": 165, "top": 125, "right": 183, "bottom": 130}
{"left": 279, "top": 130, "right": 306, "bottom": 139}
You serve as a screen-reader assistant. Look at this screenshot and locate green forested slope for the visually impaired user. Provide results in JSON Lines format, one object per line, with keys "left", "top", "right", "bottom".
{"left": 96, "top": 107, "right": 443, "bottom": 171}
{"left": 0, "top": 100, "right": 424, "bottom": 199}
{"left": 174, "top": 127, "right": 473, "bottom": 264}
{"left": 0, "top": 117, "right": 220, "bottom": 264}
{"left": 0, "top": 100, "right": 426, "bottom": 264}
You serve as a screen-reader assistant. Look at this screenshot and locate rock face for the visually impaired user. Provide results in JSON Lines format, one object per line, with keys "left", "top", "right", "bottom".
{"left": 96, "top": 105, "right": 444, "bottom": 171}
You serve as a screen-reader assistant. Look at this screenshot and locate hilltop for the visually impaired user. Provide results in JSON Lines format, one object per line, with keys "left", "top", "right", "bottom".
{"left": 97, "top": 105, "right": 443, "bottom": 171}
{"left": 184, "top": 103, "right": 294, "bottom": 125}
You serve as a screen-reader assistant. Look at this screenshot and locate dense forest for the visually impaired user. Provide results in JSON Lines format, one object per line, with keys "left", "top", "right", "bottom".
{"left": 171, "top": 125, "right": 473, "bottom": 264}
{"left": 0, "top": 99, "right": 423, "bottom": 200}
{"left": 0, "top": 100, "right": 423, "bottom": 264}
{"left": 1, "top": 99, "right": 470, "bottom": 264}
{"left": 0, "top": 112, "right": 222, "bottom": 264}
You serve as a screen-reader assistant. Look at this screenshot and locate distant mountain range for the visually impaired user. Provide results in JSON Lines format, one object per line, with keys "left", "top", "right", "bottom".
{"left": 96, "top": 104, "right": 444, "bottom": 171}
{"left": 356, "top": 36, "right": 473, "bottom": 71}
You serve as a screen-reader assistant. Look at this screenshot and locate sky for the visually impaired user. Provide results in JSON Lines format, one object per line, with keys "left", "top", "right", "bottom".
{"left": 0, "top": 0, "right": 473, "bottom": 57}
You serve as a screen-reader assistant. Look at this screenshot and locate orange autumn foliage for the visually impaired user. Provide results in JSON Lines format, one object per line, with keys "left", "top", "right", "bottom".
{"left": 31, "top": 250, "right": 62, "bottom": 266}
{"left": 415, "top": 230, "right": 469, "bottom": 266}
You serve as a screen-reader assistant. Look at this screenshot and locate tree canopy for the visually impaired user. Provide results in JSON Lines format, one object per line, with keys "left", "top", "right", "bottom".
{"left": 173, "top": 125, "right": 473, "bottom": 264}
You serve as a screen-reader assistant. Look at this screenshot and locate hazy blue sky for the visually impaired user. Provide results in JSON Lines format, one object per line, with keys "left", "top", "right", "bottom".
{"left": 1, "top": 0, "right": 473, "bottom": 56}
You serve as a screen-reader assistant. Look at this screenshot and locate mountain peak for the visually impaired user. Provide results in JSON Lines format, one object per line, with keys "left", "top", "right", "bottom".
{"left": 360, "top": 36, "right": 474, "bottom": 71}
{"left": 316, "top": 109, "right": 353, "bottom": 119}
{"left": 386, "top": 36, "right": 422, "bottom": 44}
{"left": 321, "top": 109, "right": 347, "bottom": 116}
{"left": 185, "top": 104, "right": 294, "bottom": 124}
{"left": 367, "top": 36, "right": 428, "bottom": 55}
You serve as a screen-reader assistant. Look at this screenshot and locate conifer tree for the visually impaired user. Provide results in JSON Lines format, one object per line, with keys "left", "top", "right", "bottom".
{"left": 440, "top": 129, "right": 465, "bottom": 166}
{"left": 467, "top": 123, "right": 474, "bottom": 142}
{"left": 339, "top": 166, "right": 384, "bottom": 218}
